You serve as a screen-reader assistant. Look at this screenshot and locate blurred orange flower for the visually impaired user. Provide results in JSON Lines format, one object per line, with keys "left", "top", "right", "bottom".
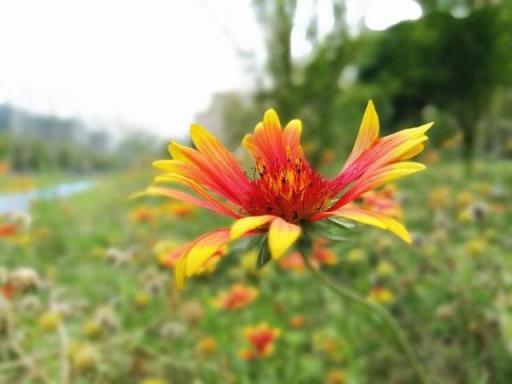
{"left": 163, "top": 201, "right": 196, "bottom": 218}
{"left": 129, "top": 205, "right": 158, "bottom": 223}
{"left": 289, "top": 315, "right": 306, "bottom": 329}
{"left": 278, "top": 251, "right": 305, "bottom": 272}
{"left": 0, "top": 223, "right": 17, "bottom": 237}
{"left": 0, "top": 161, "right": 9, "bottom": 175}
{"left": 312, "top": 238, "right": 337, "bottom": 266}
{"left": 214, "top": 283, "right": 258, "bottom": 310}
{"left": 1, "top": 282, "right": 15, "bottom": 300}
{"left": 240, "top": 323, "right": 281, "bottom": 360}
{"left": 279, "top": 239, "right": 336, "bottom": 271}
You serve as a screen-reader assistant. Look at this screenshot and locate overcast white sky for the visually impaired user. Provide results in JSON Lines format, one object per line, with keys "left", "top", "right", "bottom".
{"left": 0, "top": 0, "right": 421, "bottom": 139}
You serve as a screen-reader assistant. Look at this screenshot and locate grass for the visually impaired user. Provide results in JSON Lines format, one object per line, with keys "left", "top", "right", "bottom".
{"left": 1, "top": 159, "right": 512, "bottom": 383}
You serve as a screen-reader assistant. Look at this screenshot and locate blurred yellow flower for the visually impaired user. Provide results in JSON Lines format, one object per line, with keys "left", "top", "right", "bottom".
{"left": 429, "top": 186, "right": 451, "bottom": 209}
{"left": 457, "top": 209, "right": 472, "bottom": 223}
{"left": 71, "top": 343, "right": 98, "bottom": 373}
{"left": 33, "top": 226, "right": 51, "bottom": 241}
{"left": 153, "top": 240, "right": 183, "bottom": 267}
{"left": 134, "top": 290, "right": 151, "bottom": 309}
{"left": 465, "top": 238, "right": 486, "bottom": 257}
{"left": 347, "top": 248, "right": 366, "bottom": 264}
{"left": 38, "top": 311, "right": 62, "bottom": 331}
{"left": 140, "top": 379, "right": 167, "bottom": 384}
{"left": 368, "top": 286, "right": 395, "bottom": 304}
{"left": 196, "top": 336, "right": 218, "bottom": 356}
{"left": 82, "top": 320, "right": 103, "bottom": 339}
{"left": 325, "top": 369, "right": 346, "bottom": 384}
{"left": 376, "top": 260, "right": 395, "bottom": 277}
{"left": 456, "top": 190, "right": 473, "bottom": 209}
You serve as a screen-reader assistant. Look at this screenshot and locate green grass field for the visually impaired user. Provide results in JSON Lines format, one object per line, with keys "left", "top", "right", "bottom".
{"left": 1, "top": 161, "right": 512, "bottom": 383}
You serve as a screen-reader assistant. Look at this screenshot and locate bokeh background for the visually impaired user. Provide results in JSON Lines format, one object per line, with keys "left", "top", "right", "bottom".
{"left": 1, "top": 0, "right": 512, "bottom": 383}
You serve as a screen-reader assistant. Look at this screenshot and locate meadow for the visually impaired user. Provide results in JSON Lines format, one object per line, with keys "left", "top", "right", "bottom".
{"left": 1, "top": 156, "right": 511, "bottom": 384}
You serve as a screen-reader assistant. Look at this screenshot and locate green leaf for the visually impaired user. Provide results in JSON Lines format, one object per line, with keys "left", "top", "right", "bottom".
{"left": 322, "top": 233, "right": 347, "bottom": 242}
{"left": 327, "top": 217, "right": 355, "bottom": 230}
{"left": 257, "top": 236, "right": 272, "bottom": 269}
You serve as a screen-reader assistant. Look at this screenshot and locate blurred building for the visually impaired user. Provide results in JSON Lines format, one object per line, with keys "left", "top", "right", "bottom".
{"left": 0, "top": 103, "right": 115, "bottom": 150}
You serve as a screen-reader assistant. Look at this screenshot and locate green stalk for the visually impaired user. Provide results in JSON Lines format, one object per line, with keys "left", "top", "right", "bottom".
{"left": 298, "top": 237, "right": 429, "bottom": 384}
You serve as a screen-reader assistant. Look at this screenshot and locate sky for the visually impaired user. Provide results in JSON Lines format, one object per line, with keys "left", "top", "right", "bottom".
{"left": 0, "top": 0, "right": 422, "bottom": 139}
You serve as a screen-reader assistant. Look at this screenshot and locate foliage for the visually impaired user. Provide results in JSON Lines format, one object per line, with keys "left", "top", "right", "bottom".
{"left": 1, "top": 160, "right": 512, "bottom": 382}
{"left": 203, "top": 0, "right": 512, "bottom": 163}
{"left": 358, "top": 4, "right": 512, "bottom": 159}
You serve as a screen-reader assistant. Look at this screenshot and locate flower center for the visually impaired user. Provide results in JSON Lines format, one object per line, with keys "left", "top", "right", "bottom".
{"left": 243, "top": 155, "right": 332, "bottom": 222}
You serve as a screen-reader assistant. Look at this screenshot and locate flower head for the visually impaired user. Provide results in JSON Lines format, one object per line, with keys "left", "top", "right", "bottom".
{"left": 312, "top": 238, "right": 337, "bottom": 266}
{"left": 196, "top": 336, "right": 218, "bottom": 356}
{"left": 240, "top": 323, "right": 280, "bottom": 360}
{"left": 213, "top": 283, "right": 258, "bottom": 310}
{"left": 129, "top": 205, "right": 158, "bottom": 223}
{"left": 368, "top": 286, "right": 395, "bottom": 304}
{"left": 138, "top": 101, "right": 431, "bottom": 288}
{"left": 279, "top": 251, "right": 306, "bottom": 272}
{"left": 0, "top": 223, "right": 17, "bottom": 237}
{"left": 163, "top": 201, "right": 196, "bottom": 218}
{"left": 279, "top": 238, "right": 336, "bottom": 271}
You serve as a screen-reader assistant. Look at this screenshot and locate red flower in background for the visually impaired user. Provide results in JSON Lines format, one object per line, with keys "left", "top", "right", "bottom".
{"left": 240, "top": 323, "right": 281, "bottom": 360}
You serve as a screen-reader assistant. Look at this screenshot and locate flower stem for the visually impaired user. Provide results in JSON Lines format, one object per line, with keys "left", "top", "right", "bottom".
{"left": 298, "top": 240, "right": 429, "bottom": 384}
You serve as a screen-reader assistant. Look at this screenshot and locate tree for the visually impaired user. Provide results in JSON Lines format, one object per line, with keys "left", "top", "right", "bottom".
{"left": 250, "top": 0, "right": 352, "bottom": 163}
{"left": 358, "top": 4, "right": 512, "bottom": 160}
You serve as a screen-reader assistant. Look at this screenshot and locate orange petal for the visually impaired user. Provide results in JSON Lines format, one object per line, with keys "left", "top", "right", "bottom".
{"left": 154, "top": 174, "right": 241, "bottom": 218}
{"left": 342, "top": 100, "right": 380, "bottom": 171}
{"left": 190, "top": 124, "right": 251, "bottom": 192}
{"left": 330, "top": 162, "right": 425, "bottom": 210}
{"left": 133, "top": 186, "right": 240, "bottom": 218}
{"left": 243, "top": 109, "right": 304, "bottom": 172}
{"left": 165, "top": 128, "right": 252, "bottom": 205}
{"left": 332, "top": 121, "right": 432, "bottom": 194}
